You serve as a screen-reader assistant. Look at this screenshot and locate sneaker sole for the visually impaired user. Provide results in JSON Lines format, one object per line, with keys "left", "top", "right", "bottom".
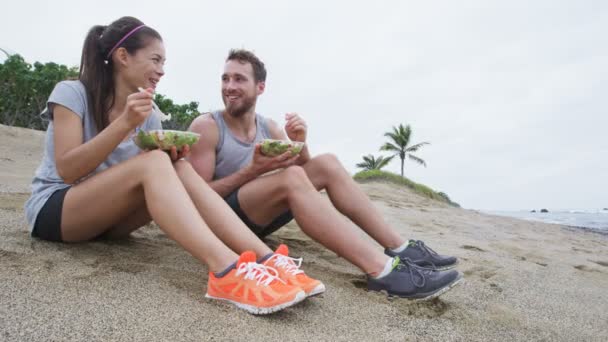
{"left": 306, "top": 283, "right": 326, "bottom": 298}
{"left": 369, "top": 273, "right": 464, "bottom": 301}
{"left": 435, "top": 260, "right": 459, "bottom": 271}
{"left": 205, "top": 290, "right": 306, "bottom": 315}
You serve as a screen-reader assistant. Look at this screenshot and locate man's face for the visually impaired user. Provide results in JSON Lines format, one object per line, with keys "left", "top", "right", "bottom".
{"left": 221, "top": 60, "right": 264, "bottom": 117}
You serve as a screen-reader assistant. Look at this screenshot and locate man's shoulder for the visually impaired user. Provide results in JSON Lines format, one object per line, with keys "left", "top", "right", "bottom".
{"left": 189, "top": 112, "right": 220, "bottom": 144}
{"left": 259, "top": 115, "right": 283, "bottom": 137}
{"left": 190, "top": 112, "right": 218, "bottom": 132}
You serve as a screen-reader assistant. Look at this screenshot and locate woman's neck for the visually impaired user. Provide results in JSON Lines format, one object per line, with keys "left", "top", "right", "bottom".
{"left": 108, "top": 77, "right": 133, "bottom": 122}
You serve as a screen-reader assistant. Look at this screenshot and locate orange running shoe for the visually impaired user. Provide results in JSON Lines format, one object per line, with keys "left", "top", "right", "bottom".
{"left": 263, "top": 244, "right": 326, "bottom": 297}
{"left": 205, "top": 251, "right": 306, "bottom": 315}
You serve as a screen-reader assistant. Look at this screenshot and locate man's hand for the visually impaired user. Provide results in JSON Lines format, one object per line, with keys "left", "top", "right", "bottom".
{"left": 248, "top": 143, "right": 299, "bottom": 176}
{"left": 285, "top": 112, "right": 307, "bottom": 142}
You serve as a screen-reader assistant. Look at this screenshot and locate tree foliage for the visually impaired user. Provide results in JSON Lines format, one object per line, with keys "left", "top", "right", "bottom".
{"left": 356, "top": 154, "right": 394, "bottom": 171}
{"left": 1, "top": 54, "right": 200, "bottom": 131}
{"left": 380, "top": 123, "right": 430, "bottom": 177}
{"left": 153, "top": 93, "right": 200, "bottom": 131}
{"left": 0, "top": 55, "right": 78, "bottom": 130}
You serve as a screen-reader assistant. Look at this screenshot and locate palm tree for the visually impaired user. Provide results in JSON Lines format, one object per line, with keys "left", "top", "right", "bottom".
{"left": 380, "top": 124, "right": 429, "bottom": 177}
{"left": 356, "top": 154, "right": 394, "bottom": 171}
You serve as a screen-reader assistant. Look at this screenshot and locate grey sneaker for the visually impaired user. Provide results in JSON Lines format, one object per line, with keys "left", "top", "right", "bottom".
{"left": 385, "top": 240, "right": 458, "bottom": 270}
{"left": 367, "top": 257, "right": 462, "bottom": 300}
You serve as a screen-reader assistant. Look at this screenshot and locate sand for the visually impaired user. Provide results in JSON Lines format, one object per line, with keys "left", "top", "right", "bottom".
{"left": 1, "top": 124, "right": 607, "bottom": 341}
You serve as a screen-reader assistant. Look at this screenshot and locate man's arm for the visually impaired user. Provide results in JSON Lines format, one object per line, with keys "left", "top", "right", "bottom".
{"left": 188, "top": 115, "right": 253, "bottom": 197}
{"left": 188, "top": 115, "right": 297, "bottom": 198}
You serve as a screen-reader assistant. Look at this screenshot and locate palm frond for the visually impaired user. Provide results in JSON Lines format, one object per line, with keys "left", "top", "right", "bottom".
{"left": 380, "top": 142, "right": 400, "bottom": 153}
{"left": 405, "top": 141, "right": 430, "bottom": 153}
{"left": 376, "top": 155, "right": 394, "bottom": 169}
{"left": 408, "top": 154, "right": 426, "bottom": 167}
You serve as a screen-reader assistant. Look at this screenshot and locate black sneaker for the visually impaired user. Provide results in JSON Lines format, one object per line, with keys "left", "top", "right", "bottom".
{"left": 385, "top": 240, "right": 458, "bottom": 270}
{"left": 367, "top": 257, "right": 462, "bottom": 300}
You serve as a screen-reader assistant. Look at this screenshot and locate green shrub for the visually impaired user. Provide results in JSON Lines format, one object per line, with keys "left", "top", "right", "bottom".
{"left": 353, "top": 170, "right": 460, "bottom": 207}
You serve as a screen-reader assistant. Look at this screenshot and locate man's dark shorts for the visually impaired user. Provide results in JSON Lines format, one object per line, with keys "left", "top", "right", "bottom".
{"left": 224, "top": 188, "right": 293, "bottom": 238}
{"left": 32, "top": 187, "right": 70, "bottom": 242}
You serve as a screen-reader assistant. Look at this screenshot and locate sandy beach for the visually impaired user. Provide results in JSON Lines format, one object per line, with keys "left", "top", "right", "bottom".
{"left": 1, "top": 123, "right": 607, "bottom": 342}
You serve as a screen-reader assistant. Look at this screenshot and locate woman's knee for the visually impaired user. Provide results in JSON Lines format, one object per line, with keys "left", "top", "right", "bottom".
{"left": 139, "top": 150, "right": 174, "bottom": 175}
{"left": 173, "top": 159, "right": 192, "bottom": 174}
{"left": 173, "top": 159, "right": 209, "bottom": 190}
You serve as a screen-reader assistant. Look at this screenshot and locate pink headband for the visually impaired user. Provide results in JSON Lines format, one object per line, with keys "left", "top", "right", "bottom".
{"left": 105, "top": 24, "right": 146, "bottom": 61}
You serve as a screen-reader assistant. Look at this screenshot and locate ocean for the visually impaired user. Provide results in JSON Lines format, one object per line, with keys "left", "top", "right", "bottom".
{"left": 485, "top": 209, "right": 608, "bottom": 234}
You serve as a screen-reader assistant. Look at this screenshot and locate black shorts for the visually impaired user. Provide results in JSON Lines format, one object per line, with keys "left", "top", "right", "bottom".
{"left": 32, "top": 187, "right": 70, "bottom": 242}
{"left": 224, "top": 188, "right": 293, "bottom": 238}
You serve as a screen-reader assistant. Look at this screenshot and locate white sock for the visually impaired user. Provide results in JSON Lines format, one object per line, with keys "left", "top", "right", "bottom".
{"left": 373, "top": 257, "right": 396, "bottom": 279}
{"left": 390, "top": 240, "right": 410, "bottom": 253}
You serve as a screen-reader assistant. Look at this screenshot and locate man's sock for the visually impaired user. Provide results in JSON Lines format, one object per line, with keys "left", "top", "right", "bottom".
{"left": 390, "top": 240, "right": 414, "bottom": 254}
{"left": 372, "top": 257, "right": 398, "bottom": 279}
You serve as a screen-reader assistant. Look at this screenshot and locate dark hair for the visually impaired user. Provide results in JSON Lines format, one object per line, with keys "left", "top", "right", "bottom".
{"left": 226, "top": 49, "right": 267, "bottom": 83}
{"left": 79, "top": 16, "right": 162, "bottom": 132}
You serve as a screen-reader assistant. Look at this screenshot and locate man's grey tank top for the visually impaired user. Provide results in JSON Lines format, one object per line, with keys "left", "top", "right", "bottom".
{"left": 212, "top": 111, "right": 272, "bottom": 180}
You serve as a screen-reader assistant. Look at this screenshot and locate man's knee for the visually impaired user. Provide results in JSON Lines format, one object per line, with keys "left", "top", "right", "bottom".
{"left": 280, "top": 166, "right": 314, "bottom": 192}
{"left": 310, "top": 153, "right": 344, "bottom": 176}
{"left": 314, "top": 153, "right": 341, "bottom": 166}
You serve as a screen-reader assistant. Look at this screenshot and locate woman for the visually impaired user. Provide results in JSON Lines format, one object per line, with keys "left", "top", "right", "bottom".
{"left": 23, "top": 16, "right": 317, "bottom": 315}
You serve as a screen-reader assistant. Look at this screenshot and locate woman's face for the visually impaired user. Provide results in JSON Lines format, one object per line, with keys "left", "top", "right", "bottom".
{"left": 121, "top": 38, "right": 166, "bottom": 91}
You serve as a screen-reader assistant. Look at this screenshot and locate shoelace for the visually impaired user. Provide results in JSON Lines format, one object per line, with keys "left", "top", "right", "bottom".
{"left": 394, "top": 257, "right": 436, "bottom": 288}
{"left": 413, "top": 240, "right": 439, "bottom": 256}
{"left": 235, "top": 262, "right": 285, "bottom": 286}
{"left": 265, "top": 254, "right": 304, "bottom": 276}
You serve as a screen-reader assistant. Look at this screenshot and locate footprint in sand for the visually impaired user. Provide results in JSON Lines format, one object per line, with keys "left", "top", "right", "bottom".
{"left": 463, "top": 265, "right": 498, "bottom": 280}
{"left": 394, "top": 298, "right": 451, "bottom": 318}
{"left": 590, "top": 260, "right": 608, "bottom": 267}
{"left": 489, "top": 282, "right": 503, "bottom": 293}
{"left": 573, "top": 265, "right": 602, "bottom": 273}
{"left": 572, "top": 247, "right": 593, "bottom": 254}
{"left": 349, "top": 276, "right": 367, "bottom": 289}
{"left": 0, "top": 248, "right": 20, "bottom": 263}
{"left": 461, "top": 245, "right": 486, "bottom": 252}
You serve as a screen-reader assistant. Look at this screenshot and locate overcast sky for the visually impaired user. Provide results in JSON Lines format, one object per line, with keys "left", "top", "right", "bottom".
{"left": 2, "top": 0, "right": 606, "bottom": 211}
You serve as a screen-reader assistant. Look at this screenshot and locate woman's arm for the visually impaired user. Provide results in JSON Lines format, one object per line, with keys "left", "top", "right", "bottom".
{"left": 54, "top": 91, "right": 153, "bottom": 184}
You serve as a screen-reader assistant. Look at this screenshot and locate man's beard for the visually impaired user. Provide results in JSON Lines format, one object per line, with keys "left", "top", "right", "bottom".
{"left": 224, "top": 95, "right": 256, "bottom": 118}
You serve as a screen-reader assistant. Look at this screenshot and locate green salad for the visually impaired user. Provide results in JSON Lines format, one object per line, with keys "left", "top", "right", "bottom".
{"left": 260, "top": 139, "right": 305, "bottom": 157}
{"left": 133, "top": 130, "right": 200, "bottom": 151}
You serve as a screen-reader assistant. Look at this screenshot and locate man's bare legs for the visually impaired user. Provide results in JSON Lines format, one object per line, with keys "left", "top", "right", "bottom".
{"left": 60, "top": 150, "right": 238, "bottom": 273}
{"left": 302, "top": 153, "right": 406, "bottom": 250}
{"left": 238, "top": 166, "right": 388, "bottom": 275}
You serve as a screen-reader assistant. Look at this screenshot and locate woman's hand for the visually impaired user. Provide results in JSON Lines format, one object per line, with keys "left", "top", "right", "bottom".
{"left": 169, "top": 145, "right": 190, "bottom": 162}
{"left": 123, "top": 88, "right": 154, "bottom": 129}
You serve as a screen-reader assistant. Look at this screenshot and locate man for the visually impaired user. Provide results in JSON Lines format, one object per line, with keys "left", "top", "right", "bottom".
{"left": 188, "top": 49, "right": 462, "bottom": 300}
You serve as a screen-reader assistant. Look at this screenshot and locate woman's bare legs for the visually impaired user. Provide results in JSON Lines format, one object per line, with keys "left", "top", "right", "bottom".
{"left": 60, "top": 150, "right": 238, "bottom": 272}
{"left": 173, "top": 160, "right": 273, "bottom": 258}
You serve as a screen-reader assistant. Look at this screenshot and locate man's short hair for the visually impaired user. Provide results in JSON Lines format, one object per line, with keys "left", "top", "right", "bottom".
{"left": 226, "top": 49, "right": 267, "bottom": 83}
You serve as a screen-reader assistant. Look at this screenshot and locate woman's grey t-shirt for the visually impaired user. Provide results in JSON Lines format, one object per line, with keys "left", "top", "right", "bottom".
{"left": 24, "top": 80, "right": 162, "bottom": 231}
